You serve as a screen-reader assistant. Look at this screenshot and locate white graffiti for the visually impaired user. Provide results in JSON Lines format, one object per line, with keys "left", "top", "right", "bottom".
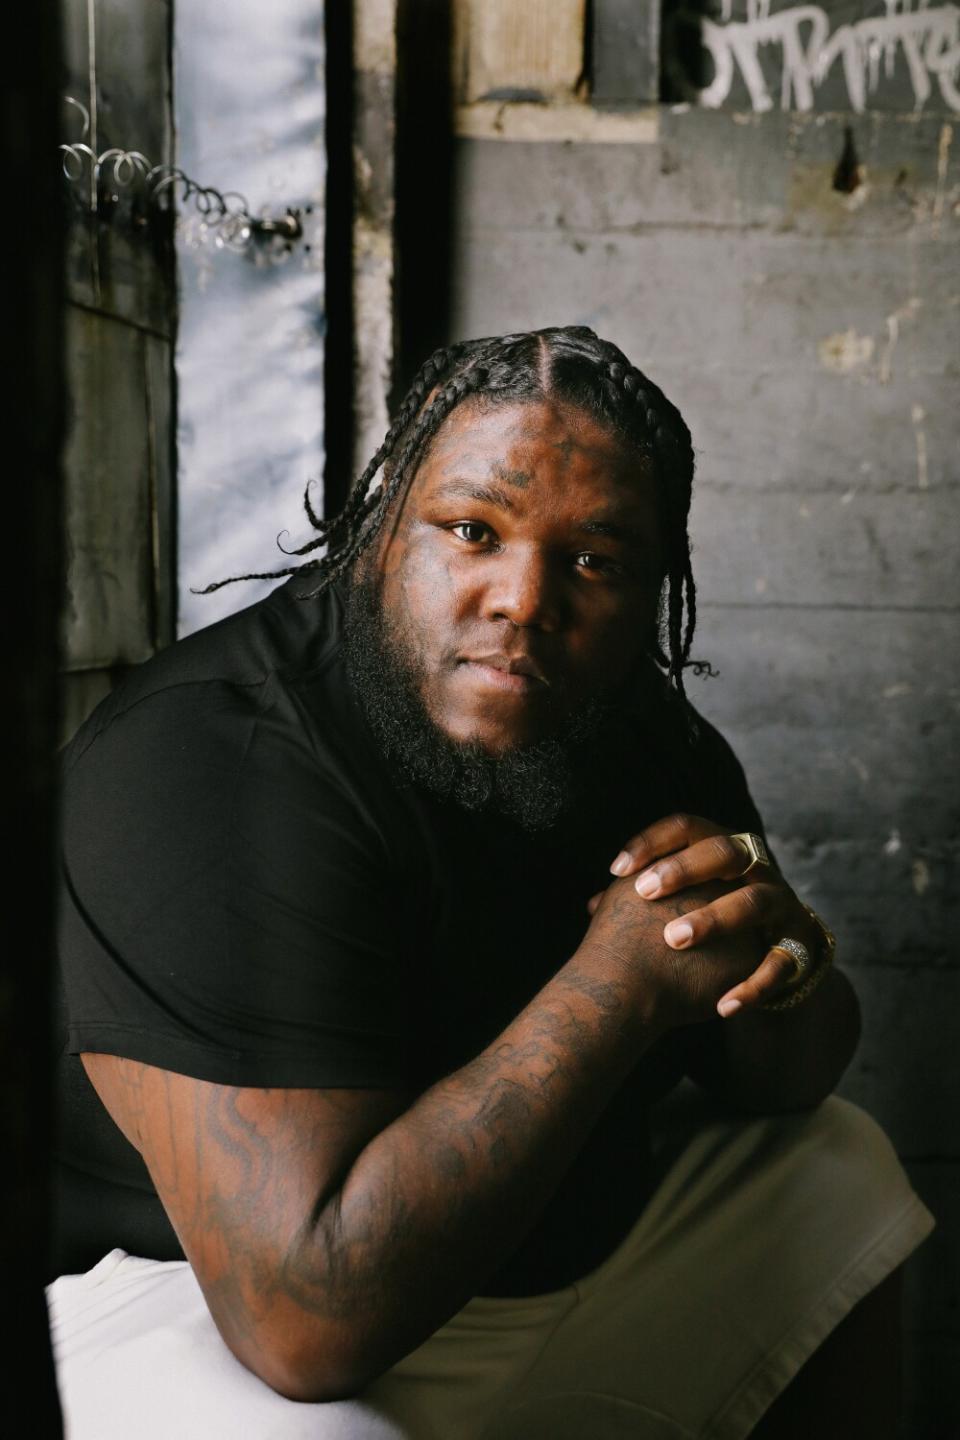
{"left": 700, "top": 0, "right": 960, "bottom": 113}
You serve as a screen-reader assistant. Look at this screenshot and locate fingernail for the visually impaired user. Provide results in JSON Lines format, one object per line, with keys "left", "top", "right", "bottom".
{"left": 718, "top": 998, "right": 742, "bottom": 1018}
{"left": 610, "top": 852, "right": 632, "bottom": 876}
{"left": 665, "top": 919, "right": 693, "bottom": 947}
{"left": 635, "top": 870, "right": 660, "bottom": 898}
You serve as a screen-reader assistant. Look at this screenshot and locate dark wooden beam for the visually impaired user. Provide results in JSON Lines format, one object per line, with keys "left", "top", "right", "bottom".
{"left": 323, "top": 0, "right": 357, "bottom": 518}
{"left": 3, "top": 0, "right": 66, "bottom": 1431}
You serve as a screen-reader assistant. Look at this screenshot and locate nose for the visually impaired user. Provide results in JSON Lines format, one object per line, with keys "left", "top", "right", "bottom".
{"left": 482, "top": 544, "right": 564, "bottom": 631}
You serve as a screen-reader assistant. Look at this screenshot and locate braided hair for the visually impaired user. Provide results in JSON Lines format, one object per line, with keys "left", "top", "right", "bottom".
{"left": 196, "top": 325, "right": 710, "bottom": 707}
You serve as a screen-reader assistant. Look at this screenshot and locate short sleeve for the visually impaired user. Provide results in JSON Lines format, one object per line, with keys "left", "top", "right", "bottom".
{"left": 58, "top": 673, "right": 414, "bottom": 1089}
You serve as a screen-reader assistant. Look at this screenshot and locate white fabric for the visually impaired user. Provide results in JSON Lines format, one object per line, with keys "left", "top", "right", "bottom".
{"left": 47, "top": 1096, "right": 934, "bottom": 1440}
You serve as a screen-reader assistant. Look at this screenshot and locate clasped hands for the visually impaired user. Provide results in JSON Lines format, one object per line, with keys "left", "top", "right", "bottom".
{"left": 586, "top": 813, "right": 823, "bottom": 1018}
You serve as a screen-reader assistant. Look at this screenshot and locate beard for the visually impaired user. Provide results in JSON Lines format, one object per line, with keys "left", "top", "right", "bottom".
{"left": 341, "top": 566, "right": 635, "bottom": 832}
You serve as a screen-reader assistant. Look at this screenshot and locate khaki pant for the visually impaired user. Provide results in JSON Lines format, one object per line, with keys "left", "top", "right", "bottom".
{"left": 47, "top": 1096, "right": 933, "bottom": 1440}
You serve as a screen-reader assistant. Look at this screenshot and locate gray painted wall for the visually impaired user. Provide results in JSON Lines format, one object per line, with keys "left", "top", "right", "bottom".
{"left": 446, "top": 100, "right": 957, "bottom": 1434}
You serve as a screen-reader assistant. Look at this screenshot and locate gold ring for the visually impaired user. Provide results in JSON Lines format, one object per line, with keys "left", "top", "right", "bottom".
{"left": 729, "top": 831, "right": 770, "bottom": 877}
{"left": 769, "top": 937, "right": 812, "bottom": 983}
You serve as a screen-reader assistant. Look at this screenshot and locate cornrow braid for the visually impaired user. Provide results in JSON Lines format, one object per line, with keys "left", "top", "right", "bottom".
{"left": 593, "top": 352, "right": 698, "bottom": 699}
{"left": 193, "top": 325, "right": 712, "bottom": 723}
{"left": 307, "top": 358, "right": 499, "bottom": 592}
{"left": 196, "top": 342, "right": 472, "bottom": 590}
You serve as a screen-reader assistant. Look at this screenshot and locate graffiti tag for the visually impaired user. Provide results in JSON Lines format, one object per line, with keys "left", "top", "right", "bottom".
{"left": 699, "top": 0, "right": 960, "bottom": 113}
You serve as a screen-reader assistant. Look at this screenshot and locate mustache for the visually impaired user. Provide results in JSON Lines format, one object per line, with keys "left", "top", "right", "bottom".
{"left": 340, "top": 572, "right": 614, "bottom": 830}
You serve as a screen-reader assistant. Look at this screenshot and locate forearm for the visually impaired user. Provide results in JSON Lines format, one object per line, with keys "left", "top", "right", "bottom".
{"left": 194, "top": 880, "right": 757, "bottom": 1401}
{"left": 283, "top": 944, "right": 659, "bottom": 1396}
{"left": 689, "top": 966, "right": 861, "bottom": 1114}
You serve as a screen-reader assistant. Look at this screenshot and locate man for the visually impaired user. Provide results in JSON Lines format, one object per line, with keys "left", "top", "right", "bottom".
{"left": 50, "top": 327, "right": 932, "bottom": 1438}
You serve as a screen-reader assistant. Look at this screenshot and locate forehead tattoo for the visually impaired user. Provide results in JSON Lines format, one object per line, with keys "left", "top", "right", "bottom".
{"left": 199, "top": 325, "right": 700, "bottom": 719}
{"left": 553, "top": 437, "right": 575, "bottom": 468}
{"left": 493, "top": 461, "right": 531, "bottom": 490}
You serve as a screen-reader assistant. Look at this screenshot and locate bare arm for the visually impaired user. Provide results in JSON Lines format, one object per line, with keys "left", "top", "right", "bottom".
{"left": 83, "top": 876, "right": 757, "bottom": 1402}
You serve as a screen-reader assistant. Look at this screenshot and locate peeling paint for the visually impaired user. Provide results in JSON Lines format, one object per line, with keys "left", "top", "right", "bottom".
{"left": 850, "top": 755, "right": 870, "bottom": 783}
{"left": 884, "top": 829, "right": 903, "bottom": 856}
{"left": 354, "top": 0, "right": 397, "bottom": 74}
{"left": 879, "top": 297, "right": 922, "bottom": 384}
{"left": 932, "top": 121, "right": 954, "bottom": 237}
{"left": 353, "top": 216, "right": 394, "bottom": 473}
{"left": 912, "top": 858, "right": 931, "bottom": 894}
{"left": 818, "top": 328, "right": 875, "bottom": 372}
{"left": 912, "top": 402, "right": 930, "bottom": 488}
{"left": 455, "top": 101, "right": 660, "bottom": 144}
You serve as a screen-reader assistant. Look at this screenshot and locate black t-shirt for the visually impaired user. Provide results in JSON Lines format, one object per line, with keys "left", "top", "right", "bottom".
{"left": 53, "top": 568, "right": 764, "bottom": 1293}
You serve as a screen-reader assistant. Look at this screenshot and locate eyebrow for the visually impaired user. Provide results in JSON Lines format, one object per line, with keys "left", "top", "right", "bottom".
{"left": 430, "top": 482, "right": 651, "bottom": 548}
{"left": 432, "top": 480, "right": 516, "bottom": 511}
{"left": 577, "top": 516, "right": 651, "bottom": 548}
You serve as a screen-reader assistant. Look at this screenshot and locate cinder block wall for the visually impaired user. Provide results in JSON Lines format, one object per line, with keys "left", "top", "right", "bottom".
{"left": 443, "top": 10, "right": 958, "bottom": 1429}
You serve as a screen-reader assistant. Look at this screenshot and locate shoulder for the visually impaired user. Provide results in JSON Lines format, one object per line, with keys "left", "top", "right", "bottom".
{"left": 59, "top": 572, "right": 409, "bottom": 868}
{"left": 63, "top": 571, "right": 343, "bottom": 762}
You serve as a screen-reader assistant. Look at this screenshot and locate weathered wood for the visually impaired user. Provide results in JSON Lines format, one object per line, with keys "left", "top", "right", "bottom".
{"left": 453, "top": 0, "right": 586, "bottom": 104}
{"left": 62, "top": 0, "right": 175, "bottom": 334}
{"left": 62, "top": 307, "right": 155, "bottom": 670}
{"left": 144, "top": 334, "right": 175, "bottom": 650}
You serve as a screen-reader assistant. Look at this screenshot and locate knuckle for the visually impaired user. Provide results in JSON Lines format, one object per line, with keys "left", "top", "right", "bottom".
{"left": 739, "top": 884, "right": 768, "bottom": 919}
{"left": 708, "top": 836, "right": 735, "bottom": 867}
{"left": 659, "top": 857, "right": 681, "bottom": 886}
{"left": 687, "top": 907, "right": 710, "bottom": 939}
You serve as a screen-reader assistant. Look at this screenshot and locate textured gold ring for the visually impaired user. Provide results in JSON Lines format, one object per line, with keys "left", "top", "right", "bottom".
{"left": 769, "top": 937, "right": 812, "bottom": 983}
{"left": 729, "top": 831, "right": 770, "bottom": 877}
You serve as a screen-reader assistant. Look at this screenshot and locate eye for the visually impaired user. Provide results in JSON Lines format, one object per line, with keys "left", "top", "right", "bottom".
{"left": 450, "top": 521, "right": 493, "bottom": 545}
{"left": 574, "top": 551, "right": 622, "bottom": 577}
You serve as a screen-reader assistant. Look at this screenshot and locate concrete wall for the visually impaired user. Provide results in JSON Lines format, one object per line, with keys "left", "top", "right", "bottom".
{"left": 444, "top": 7, "right": 958, "bottom": 1431}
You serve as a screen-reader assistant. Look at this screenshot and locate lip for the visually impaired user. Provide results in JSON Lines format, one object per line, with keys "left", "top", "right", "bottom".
{"left": 458, "top": 654, "right": 549, "bottom": 693}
